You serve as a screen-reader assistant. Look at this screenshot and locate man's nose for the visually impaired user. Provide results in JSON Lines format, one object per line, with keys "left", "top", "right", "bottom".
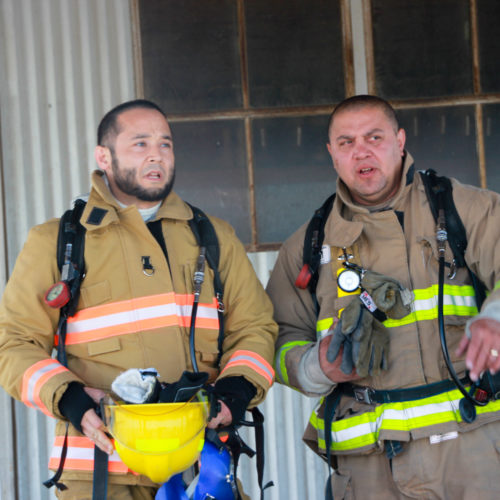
{"left": 147, "top": 145, "right": 162, "bottom": 162}
{"left": 353, "top": 141, "right": 371, "bottom": 159}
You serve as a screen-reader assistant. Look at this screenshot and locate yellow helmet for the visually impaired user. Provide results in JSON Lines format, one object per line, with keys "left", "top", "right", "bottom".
{"left": 105, "top": 401, "right": 208, "bottom": 483}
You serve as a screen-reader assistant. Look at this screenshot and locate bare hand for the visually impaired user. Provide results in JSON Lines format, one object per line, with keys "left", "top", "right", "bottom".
{"left": 80, "top": 387, "right": 114, "bottom": 455}
{"left": 319, "top": 335, "right": 362, "bottom": 383}
{"left": 206, "top": 400, "right": 232, "bottom": 429}
{"left": 456, "top": 318, "right": 500, "bottom": 381}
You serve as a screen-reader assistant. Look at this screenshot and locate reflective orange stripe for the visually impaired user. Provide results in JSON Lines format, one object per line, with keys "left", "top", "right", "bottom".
{"left": 22, "top": 359, "right": 69, "bottom": 417}
{"left": 49, "top": 436, "right": 129, "bottom": 473}
{"left": 221, "top": 350, "right": 274, "bottom": 386}
{"left": 56, "top": 292, "right": 219, "bottom": 345}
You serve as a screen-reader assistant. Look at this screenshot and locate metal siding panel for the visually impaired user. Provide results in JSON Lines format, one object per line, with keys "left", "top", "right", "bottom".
{"left": 242, "top": 252, "right": 329, "bottom": 500}
{"left": 0, "top": 1, "right": 134, "bottom": 498}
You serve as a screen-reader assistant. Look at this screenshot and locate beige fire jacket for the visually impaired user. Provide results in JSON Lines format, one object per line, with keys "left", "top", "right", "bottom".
{"left": 0, "top": 170, "right": 277, "bottom": 485}
{"left": 267, "top": 153, "right": 500, "bottom": 457}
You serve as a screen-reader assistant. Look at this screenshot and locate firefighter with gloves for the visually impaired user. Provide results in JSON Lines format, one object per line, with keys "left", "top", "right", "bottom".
{"left": 0, "top": 100, "right": 277, "bottom": 499}
{"left": 267, "top": 95, "right": 500, "bottom": 499}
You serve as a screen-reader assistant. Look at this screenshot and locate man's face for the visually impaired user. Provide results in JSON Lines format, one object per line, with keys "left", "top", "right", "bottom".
{"left": 326, "top": 106, "right": 406, "bottom": 206}
{"left": 99, "top": 107, "right": 175, "bottom": 209}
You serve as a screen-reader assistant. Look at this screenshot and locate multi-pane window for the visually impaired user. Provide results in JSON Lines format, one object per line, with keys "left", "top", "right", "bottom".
{"left": 134, "top": 0, "right": 500, "bottom": 248}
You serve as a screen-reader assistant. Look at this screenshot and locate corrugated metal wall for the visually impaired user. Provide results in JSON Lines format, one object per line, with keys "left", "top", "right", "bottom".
{"left": 0, "top": 1, "right": 329, "bottom": 499}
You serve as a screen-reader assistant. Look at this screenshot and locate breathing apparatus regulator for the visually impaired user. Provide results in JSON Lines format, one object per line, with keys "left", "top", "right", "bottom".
{"left": 434, "top": 205, "right": 500, "bottom": 422}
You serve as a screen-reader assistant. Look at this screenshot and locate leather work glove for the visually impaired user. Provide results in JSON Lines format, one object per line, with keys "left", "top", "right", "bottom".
{"left": 361, "top": 271, "right": 412, "bottom": 319}
{"left": 351, "top": 313, "right": 389, "bottom": 378}
{"left": 327, "top": 272, "right": 411, "bottom": 377}
{"left": 327, "top": 298, "right": 371, "bottom": 375}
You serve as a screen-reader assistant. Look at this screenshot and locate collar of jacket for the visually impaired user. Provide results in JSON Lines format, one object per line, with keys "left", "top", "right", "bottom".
{"left": 79, "top": 170, "right": 193, "bottom": 231}
{"left": 324, "top": 152, "right": 415, "bottom": 248}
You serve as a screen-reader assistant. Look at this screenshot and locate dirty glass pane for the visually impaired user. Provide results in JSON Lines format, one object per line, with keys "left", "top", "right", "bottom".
{"left": 483, "top": 104, "right": 500, "bottom": 193}
{"left": 477, "top": 0, "right": 500, "bottom": 93}
{"left": 172, "top": 120, "right": 251, "bottom": 243}
{"left": 371, "top": 0, "right": 473, "bottom": 99}
{"left": 252, "top": 116, "right": 336, "bottom": 244}
{"left": 397, "top": 106, "right": 479, "bottom": 186}
{"left": 245, "top": 0, "right": 344, "bottom": 108}
{"left": 139, "top": 0, "right": 242, "bottom": 113}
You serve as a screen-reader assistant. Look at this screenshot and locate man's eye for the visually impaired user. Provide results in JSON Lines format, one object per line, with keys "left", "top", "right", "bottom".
{"left": 161, "top": 142, "right": 172, "bottom": 148}
{"left": 134, "top": 142, "right": 146, "bottom": 147}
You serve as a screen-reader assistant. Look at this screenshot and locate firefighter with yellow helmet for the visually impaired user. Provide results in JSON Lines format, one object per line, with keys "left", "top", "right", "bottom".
{"left": 0, "top": 99, "right": 277, "bottom": 498}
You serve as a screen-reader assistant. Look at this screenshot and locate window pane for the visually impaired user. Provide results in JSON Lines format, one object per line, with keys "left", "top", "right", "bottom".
{"left": 483, "top": 104, "right": 500, "bottom": 193}
{"left": 139, "top": 0, "right": 242, "bottom": 113}
{"left": 253, "top": 116, "right": 336, "bottom": 243}
{"left": 172, "top": 120, "right": 251, "bottom": 243}
{"left": 398, "top": 106, "right": 479, "bottom": 186}
{"left": 245, "top": 0, "right": 344, "bottom": 108}
{"left": 477, "top": 0, "right": 500, "bottom": 93}
{"left": 371, "top": 0, "right": 473, "bottom": 99}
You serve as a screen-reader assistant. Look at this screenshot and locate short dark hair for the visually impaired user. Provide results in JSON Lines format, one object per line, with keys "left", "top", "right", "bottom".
{"left": 327, "top": 95, "right": 400, "bottom": 141}
{"left": 97, "top": 99, "right": 167, "bottom": 147}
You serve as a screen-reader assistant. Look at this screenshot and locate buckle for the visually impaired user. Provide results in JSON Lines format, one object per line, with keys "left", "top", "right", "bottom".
{"left": 352, "top": 386, "right": 376, "bottom": 405}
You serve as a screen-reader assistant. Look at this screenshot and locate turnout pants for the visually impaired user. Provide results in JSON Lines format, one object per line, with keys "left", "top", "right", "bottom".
{"left": 330, "top": 420, "right": 500, "bottom": 499}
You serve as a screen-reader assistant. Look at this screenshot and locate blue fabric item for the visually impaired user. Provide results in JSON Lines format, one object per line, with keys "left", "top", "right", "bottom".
{"left": 194, "top": 440, "right": 235, "bottom": 500}
{"left": 155, "top": 440, "right": 235, "bottom": 500}
{"left": 155, "top": 473, "right": 188, "bottom": 500}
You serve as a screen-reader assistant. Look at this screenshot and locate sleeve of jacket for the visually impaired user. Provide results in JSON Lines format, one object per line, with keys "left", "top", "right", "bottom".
{"left": 0, "top": 221, "right": 85, "bottom": 419}
{"left": 266, "top": 225, "right": 335, "bottom": 397}
{"left": 211, "top": 218, "right": 278, "bottom": 407}
{"left": 455, "top": 181, "right": 500, "bottom": 323}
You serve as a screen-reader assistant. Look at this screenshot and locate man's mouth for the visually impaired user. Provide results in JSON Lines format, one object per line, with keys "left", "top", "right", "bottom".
{"left": 358, "top": 166, "right": 375, "bottom": 175}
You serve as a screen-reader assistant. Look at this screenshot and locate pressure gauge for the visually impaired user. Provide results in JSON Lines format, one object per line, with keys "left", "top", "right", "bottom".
{"left": 337, "top": 269, "right": 360, "bottom": 293}
{"left": 44, "top": 281, "right": 71, "bottom": 309}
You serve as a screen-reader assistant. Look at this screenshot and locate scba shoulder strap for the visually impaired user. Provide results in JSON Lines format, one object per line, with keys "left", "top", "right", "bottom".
{"left": 296, "top": 169, "right": 486, "bottom": 303}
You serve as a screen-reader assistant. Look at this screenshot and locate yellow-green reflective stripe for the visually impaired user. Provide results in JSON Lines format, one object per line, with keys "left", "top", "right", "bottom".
{"left": 317, "top": 284, "right": 477, "bottom": 330}
{"left": 310, "top": 390, "right": 500, "bottom": 452}
{"left": 317, "top": 317, "right": 333, "bottom": 339}
{"left": 495, "top": 281, "right": 500, "bottom": 291}
{"left": 275, "top": 341, "right": 311, "bottom": 385}
{"left": 386, "top": 284, "right": 477, "bottom": 327}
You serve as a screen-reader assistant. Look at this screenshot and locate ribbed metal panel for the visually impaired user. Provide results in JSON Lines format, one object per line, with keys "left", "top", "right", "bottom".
{"left": 0, "top": 1, "right": 135, "bottom": 499}
{"left": 244, "top": 251, "right": 329, "bottom": 500}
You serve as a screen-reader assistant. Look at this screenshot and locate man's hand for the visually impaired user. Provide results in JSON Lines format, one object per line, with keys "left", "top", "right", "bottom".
{"left": 456, "top": 318, "right": 500, "bottom": 382}
{"left": 319, "top": 334, "right": 362, "bottom": 383}
{"left": 80, "top": 387, "right": 114, "bottom": 455}
{"left": 206, "top": 400, "right": 232, "bottom": 429}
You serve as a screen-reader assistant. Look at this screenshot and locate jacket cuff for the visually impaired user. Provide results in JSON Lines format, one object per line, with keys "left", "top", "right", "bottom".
{"left": 58, "top": 382, "right": 97, "bottom": 433}
{"left": 297, "top": 340, "right": 336, "bottom": 395}
{"left": 466, "top": 300, "right": 500, "bottom": 337}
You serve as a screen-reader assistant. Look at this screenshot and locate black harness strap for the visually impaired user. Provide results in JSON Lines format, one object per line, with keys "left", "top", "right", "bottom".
{"left": 420, "top": 169, "right": 486, "bottom": 308}
{"left": 44, "top": 199, "right": 86, "bottom": 491}
{"left": 187, "top": 204, "right": 226, "bottom": 366}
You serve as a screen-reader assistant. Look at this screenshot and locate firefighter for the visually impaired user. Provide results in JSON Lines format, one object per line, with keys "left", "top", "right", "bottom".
{"left": 267, "top": 95, "right": 500, "bottom": 499}
{"left": 0, "top": 99, "right": 277, "bottom": 498}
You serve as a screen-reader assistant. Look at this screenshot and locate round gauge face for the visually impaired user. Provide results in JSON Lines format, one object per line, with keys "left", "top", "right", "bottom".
{"left": 46, "top": 283, "right": 64, "bottom": 301}
{"left": 337, "top": 269, "right": 360, "bottom": 293}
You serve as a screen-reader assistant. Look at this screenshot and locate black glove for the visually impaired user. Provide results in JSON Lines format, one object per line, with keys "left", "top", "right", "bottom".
{"left": 58, "top": 382, "right": 97, "bottom": 433}
{"left": 158, "top": 371, "right": 209, "bottom": 403}
{"left": 209, "top": 376, "right": 256, "bottom": 426}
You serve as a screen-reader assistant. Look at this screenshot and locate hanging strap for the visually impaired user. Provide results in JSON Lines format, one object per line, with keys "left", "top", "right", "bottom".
{"left": 323, "top": 387, "right": 342, "bottom": 500}
{"left": 187, "top": 204, "right": 225, "bottom": 366}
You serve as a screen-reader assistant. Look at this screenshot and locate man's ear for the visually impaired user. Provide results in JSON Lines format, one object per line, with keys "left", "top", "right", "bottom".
{"left": 95, "top": 145, "right": 112, "bottom": 171}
